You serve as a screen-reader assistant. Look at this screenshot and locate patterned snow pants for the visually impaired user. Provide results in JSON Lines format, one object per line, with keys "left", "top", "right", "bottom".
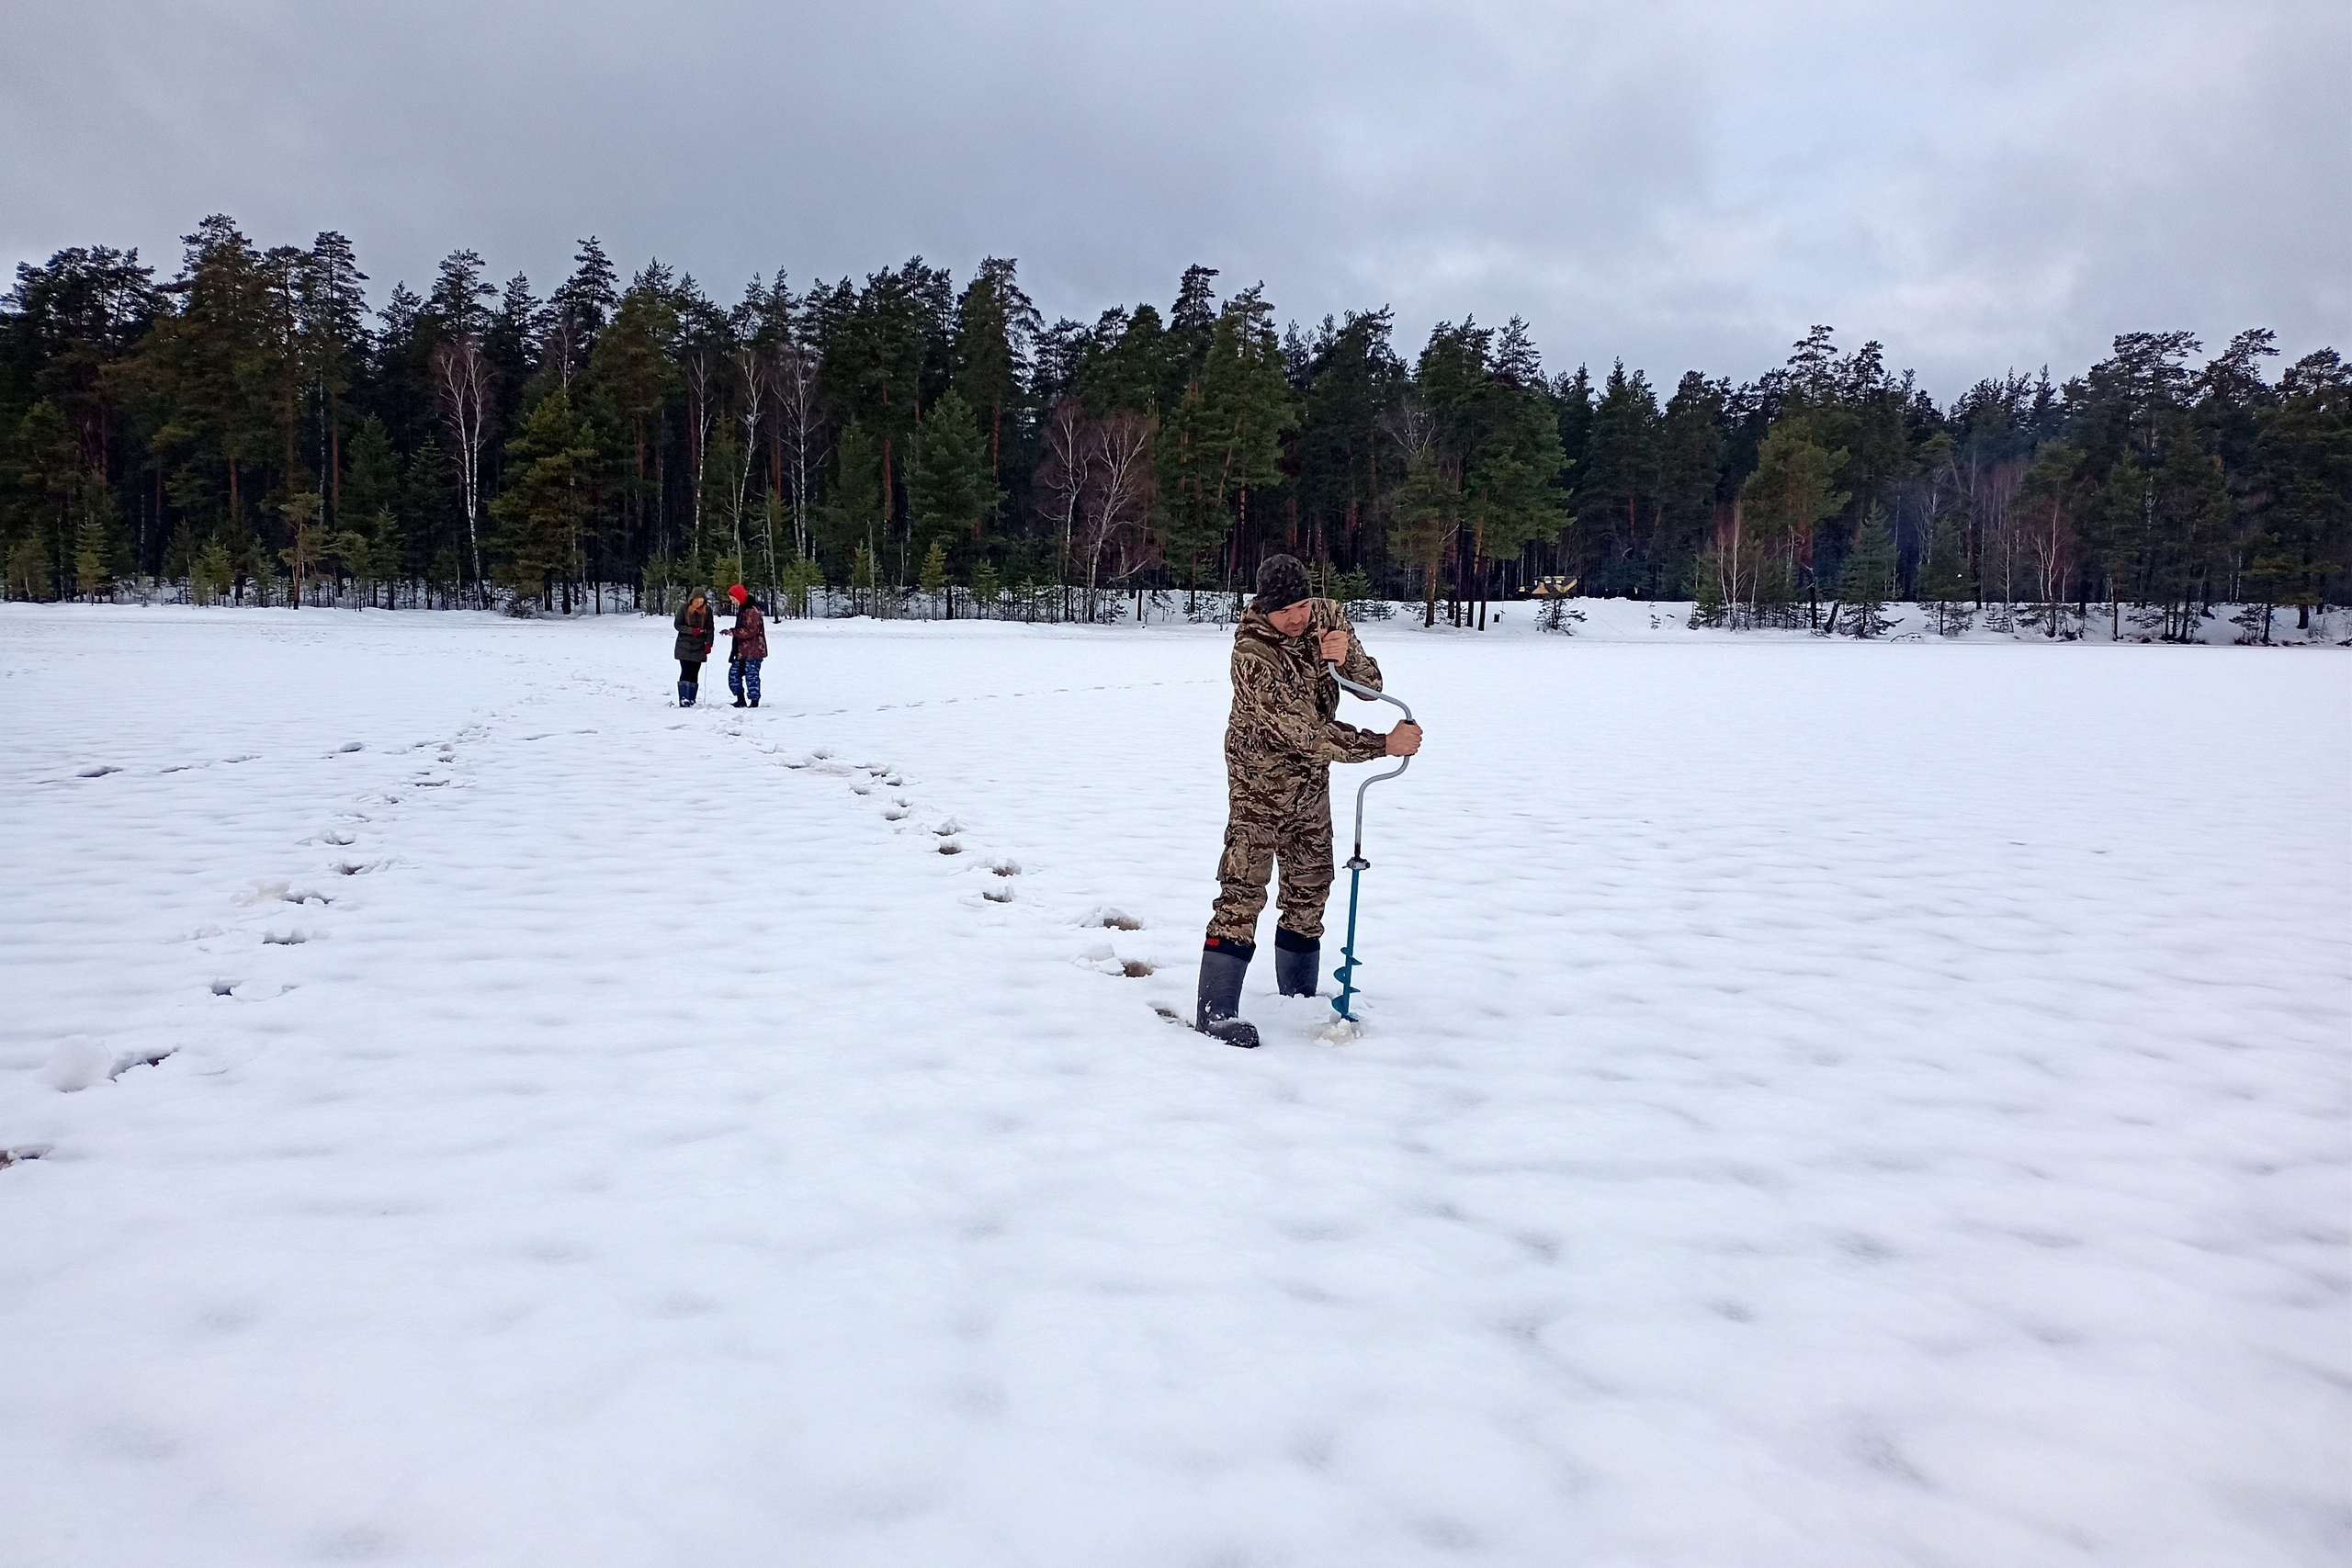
{"left": 728, "top": 658, "right": 763, "bottom": 705}
{"left": 1207, "top": 763, "right": 1334, "bottom": 945}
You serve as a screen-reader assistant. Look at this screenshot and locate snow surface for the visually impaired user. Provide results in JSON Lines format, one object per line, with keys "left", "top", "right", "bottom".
{"left": 3, "top": 603, "right": 2348, "bottom": 1568}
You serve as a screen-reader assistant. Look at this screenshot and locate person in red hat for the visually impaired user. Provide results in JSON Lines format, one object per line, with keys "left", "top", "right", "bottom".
{"left": 722, "top": 584, "right": 768, "bottom": 708}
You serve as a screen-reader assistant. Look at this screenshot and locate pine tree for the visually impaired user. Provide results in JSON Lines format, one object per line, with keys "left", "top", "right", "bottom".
{"left": 489, "top": 388, "right": 598, "bottom": 610}
{"left": 1835, "top": 507, "right": 1897, "bottom": 636}
{"left": 1465, "top": 381, "right": 1568, "bottom": 627}
{"left": 1655, "top": 373, "right": 1726, "bottom": 597}
{"left": 1575, "top": 361, "right": 1664, "bottom": 597}
{"left": 918, "top": 537, "right": 949, "bottom": 615}
{"left": 1390, "top": 448, "right": 1461, "bottom": 626}
{"left": 296, "top": 231, "right": 369, "bottom": 525}
{"left": 952, "top": 258, "right": 1040, "bottom": 479}
{"left": 1741, "top": 419, "right": 1850, "bottom": 626}
{"left": 277, "top": 491, "right": 321, "bottom": 604}
{"left": 74, "top": 482, "right": 121, "bottom": 602}
{"left": 7, "top": 532, "right": 51, "bottom": 602}
{"left": 849, "top": 542, "right": 878, "bottom": 616}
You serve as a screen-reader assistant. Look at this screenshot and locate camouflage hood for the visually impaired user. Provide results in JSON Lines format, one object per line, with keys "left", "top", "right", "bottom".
{"left": 1224, "top": 598, "right": 1388, "bottom": 768}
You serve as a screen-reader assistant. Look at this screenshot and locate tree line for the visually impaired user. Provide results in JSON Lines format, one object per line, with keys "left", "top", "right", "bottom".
{"left": 3, "top": 215, "right": 2346, "bottom": 640}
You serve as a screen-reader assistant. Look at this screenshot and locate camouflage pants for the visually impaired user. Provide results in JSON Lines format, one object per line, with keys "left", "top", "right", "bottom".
{"left": 1208, "top": 763, "right": 1334, "bottom": 946}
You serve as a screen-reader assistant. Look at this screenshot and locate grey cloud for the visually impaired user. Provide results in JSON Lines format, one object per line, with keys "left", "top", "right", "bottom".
{"left": 3, "top": 0, "right": 2344, "bottom": 395}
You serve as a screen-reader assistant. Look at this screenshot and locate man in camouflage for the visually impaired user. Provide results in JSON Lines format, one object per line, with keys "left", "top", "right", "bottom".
{"left": 1197, "top": 554, "right": 1422, "bottom": 1047}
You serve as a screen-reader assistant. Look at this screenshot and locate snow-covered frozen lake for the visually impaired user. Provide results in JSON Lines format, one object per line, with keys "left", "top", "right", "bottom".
{"left": 3, "top": 604, "right": 2347, "bottom": 1568}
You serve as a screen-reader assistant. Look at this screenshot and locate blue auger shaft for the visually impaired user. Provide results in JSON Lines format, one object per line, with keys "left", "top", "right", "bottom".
{"left": 1332, "top": 864, "right": 1366, "bottom": 1021}
{"left": 1323, "top": 660, "right": 1413, "bottom": 1023}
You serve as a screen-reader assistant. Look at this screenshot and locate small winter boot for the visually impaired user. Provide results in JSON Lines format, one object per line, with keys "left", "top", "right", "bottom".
{"left": 1195, "top": 938, "right": 1261, "bottom": 1048}
{"left": 680, "top": 682, "right": 698, "bottom": 708}
{"left": 732, "top": 695, "right": 748, "bottom": 708}
{"left": 1274, "top": 927, "right": 1321, "bottom": 998}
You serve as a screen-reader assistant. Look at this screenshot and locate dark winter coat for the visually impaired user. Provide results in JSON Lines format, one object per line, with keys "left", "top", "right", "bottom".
{"left": 726, "top": 601, "right": 768, "bottom": 661}
{"left": 673, "top": 597, "right": 717, "bottom": 663}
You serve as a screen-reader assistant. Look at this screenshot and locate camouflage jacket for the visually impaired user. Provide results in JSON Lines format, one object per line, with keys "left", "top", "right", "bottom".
{"left": 1225, "top": 598, "right": 1388, "bottom": 770}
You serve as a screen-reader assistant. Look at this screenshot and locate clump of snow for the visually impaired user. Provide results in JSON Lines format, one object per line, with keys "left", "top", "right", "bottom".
{"left": 36, "top": 1038, "right": 119, "bottom": 1092}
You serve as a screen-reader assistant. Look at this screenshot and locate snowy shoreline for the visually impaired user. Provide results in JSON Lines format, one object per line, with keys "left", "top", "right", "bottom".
{"left": 9, "top": 593, "right": 2348, "bottom": 648}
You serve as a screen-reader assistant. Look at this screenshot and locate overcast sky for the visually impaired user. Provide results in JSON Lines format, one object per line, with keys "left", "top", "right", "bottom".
{"left": 4, "top": 0, "right": 2345, "bottom": 398}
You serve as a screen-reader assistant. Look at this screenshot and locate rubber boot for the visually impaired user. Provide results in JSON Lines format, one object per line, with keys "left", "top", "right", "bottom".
{"left": 681, "top": 682, "right": 698, "bottom": 709}
{"left": 1274, "top": 927, "right": 1320, "bottom": 998}
{"left": 1195, "top": 940, "right": 1261, "bottom": 1048}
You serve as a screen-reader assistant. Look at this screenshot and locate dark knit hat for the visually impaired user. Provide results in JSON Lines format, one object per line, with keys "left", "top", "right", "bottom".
{"left": 1251, "top": 554, "right": 1312, "bottom": 614}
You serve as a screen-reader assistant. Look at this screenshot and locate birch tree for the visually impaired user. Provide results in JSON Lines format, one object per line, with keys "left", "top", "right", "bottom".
{"left": 430, "top": 333, "right": 493, "bottom": 604}
{"left": 1079, "top": 409, "right": 1158, "bottom": 619}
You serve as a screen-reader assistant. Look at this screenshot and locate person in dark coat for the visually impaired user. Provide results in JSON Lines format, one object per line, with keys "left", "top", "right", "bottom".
{"left": 673, "top": 591, "right": 717, "bottom": 706}
{"left": 724, "top": 584, "right": 768, "bottom": 708}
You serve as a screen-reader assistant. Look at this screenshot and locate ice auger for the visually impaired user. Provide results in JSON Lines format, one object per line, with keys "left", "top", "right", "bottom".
{"left": 1325, "top": 662, "right": 1415, "bottom": 1023}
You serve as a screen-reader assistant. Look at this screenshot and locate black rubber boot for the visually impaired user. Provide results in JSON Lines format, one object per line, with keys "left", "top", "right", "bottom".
{"left": 677, "top": 680, "right": 694, "bottom": 707}
{"left": 732, "top": 696, "right": 748, "bottom": 708}
{"left": 1274, "top": 927, "right": 1321, "bottom": 998}
{"left": 1195, "top": 940, "right": 1261, "bottom": 1048}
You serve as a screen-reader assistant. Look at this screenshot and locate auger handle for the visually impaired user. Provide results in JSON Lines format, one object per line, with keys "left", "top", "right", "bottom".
{"left": 1327, "top": 662, "right": 1413, "bottom": 865}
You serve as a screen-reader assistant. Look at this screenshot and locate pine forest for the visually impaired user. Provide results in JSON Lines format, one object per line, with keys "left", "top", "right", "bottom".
{"left": 5, "top": 216, "right": 2347, "bottom": 642}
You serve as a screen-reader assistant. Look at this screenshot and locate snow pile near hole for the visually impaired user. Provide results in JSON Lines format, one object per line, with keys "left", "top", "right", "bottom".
{"left": 37, "top": 1037, "right": 121, "bottom": 1093}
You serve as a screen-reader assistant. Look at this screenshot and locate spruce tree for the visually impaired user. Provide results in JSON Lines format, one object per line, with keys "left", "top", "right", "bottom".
{"left": 909, "top": 389, "right": 997, "bottom": 568}
{"left": 1917, "top": 515, "right": 1973, "bottom": 635}
{"left": 1835, "top": 507, "right": 1897, "bottom": 636}
{"left": 967, "top": 558, "right": 1001, "bottom": 619}
{"left": 192, "top": 538, "right": 232, "bottom": 605}
{"left": 821, "top": 422, "right": 887, "bottom": 585}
